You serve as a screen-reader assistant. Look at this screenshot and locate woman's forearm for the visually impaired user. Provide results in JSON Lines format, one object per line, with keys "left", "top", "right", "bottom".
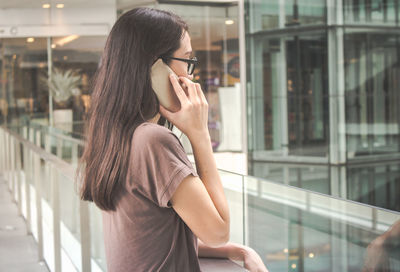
{"left": 198, "top": 238, "right": 244, "bottom": 261}
{"left": 190, "top": 134, "right": 230, "bottom": 226}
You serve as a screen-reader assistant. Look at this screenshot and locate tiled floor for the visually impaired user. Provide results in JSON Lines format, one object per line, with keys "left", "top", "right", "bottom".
{"left": 0, "top": 175, "right": 49, "bottom": 272}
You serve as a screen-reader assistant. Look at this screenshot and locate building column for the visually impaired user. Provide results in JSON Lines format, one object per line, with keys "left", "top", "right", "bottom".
{"left": 327, "top": 1, "right": 348, "bottom": 271}
{"left": 327, "top": 0, "right": 347, "bottom": 166}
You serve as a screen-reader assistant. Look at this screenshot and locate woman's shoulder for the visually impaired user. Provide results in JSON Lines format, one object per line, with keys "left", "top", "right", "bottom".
{"left": 132, "top": 122, "right": 178, "bottom": 145}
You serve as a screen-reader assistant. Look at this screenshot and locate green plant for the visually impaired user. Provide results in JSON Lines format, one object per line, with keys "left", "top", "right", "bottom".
{"left": 41, "top": 68, "right": 81, "bottom": 104}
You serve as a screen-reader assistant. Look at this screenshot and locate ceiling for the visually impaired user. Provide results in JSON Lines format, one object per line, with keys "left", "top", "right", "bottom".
{"left": 0, "top": 0, "right": 239, "bottom": 57}
{"left": 0, "top": 0, "right": 237, "bottom": 9}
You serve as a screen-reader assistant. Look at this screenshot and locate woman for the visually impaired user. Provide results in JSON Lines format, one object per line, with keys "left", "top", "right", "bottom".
{"left": 79, "top": 7, "right": 268, "bottom": 272}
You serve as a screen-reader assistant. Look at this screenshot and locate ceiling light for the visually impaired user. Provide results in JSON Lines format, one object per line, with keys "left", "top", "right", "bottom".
{"left": 56, "top": 4, "right": 64, "bottom": 8}
{"left": 309, "top": 253, "right": 314, "bottom": 258}
{"left": 42, "top": 4, "right": 50, "bottom": 9}
{"left": 27, "top": 37, "right": 34, "bottom": 43}
{"left": 225, "top": 19, "right": 234, "bottom": 25}
{"left": 51, "top": 44, "right": 56, "bottom": 49}
{"left": 56, "top": 35, "right": 79, "bottom": 46}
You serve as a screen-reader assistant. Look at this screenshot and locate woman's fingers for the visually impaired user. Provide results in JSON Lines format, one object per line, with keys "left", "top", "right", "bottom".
{"left": 169, "top": 75, "right": 189, "bottom": 105}
{"left": 179, "top": 77, "right": 198, "bottom": 101}
{"left": 195, "top": 83, "right": 208, "bottom": 105}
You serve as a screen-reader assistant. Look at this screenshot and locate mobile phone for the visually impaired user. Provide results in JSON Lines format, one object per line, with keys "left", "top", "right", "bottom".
{"left": 151, "top": 59, "right": 181, "bottom": 112}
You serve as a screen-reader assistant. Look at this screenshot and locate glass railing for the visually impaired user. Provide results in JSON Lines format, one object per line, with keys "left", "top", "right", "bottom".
{"left": 1, "top": 124, "right": 400, "bottom": 272}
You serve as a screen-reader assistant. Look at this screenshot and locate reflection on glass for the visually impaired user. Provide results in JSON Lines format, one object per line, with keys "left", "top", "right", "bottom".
{"left": 51, "top": 36, "right": 105, "bottom": 131}
{"left": 251, "top": 161, "right": 400, "bottom": 212}
{"left": 0, "top": 38, "right": 48, "bottom": 125}
{"left": 244, "top": 175, "right": 400, "bottom": 272}
{"left": 347, "top": 162, "right": 400, "bottom": 212}
{"left": 344, "top": 0, "right": 400, "bottom": 25}
{"left": 246, "top": 0, "right": 326, "bottom": 32}
{"left": 153, "top": 3, "right": 240, "bottom": 152}
{"left": 344, "top": 31, "right": 400, "bottom": 158}
{"left": 247, "top": 33, "right": 328, "bottom": 159}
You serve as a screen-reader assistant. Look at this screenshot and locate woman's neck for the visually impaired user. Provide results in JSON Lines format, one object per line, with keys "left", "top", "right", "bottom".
{"left": 148, "top": 113, "right": 161, "bottom": 124}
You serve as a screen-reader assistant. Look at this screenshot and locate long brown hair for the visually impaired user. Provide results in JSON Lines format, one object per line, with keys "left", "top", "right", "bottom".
{"left": 78, "top": 8, "right": 188, "bottom": 211}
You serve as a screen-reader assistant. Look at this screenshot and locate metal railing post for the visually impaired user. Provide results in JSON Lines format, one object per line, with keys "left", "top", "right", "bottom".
{"left": 7, "top": 132, "right": 12, "bottom": 190}
{"left": 11, "top": 137, "right": 16, "bottom": 201}
{"left": 23, "top": 142, "right": 32, "bottom": 234}
{"left": 80, "top": 200, "right": 91, "bottom": 272}
{"left": 34, "top": 152, "right": 44, "bottom": 261}
{"left": 52, "top": 166, "right": 61, "bottom": 272}
{"left": 16, "top": 140, "right": 22, "bottom": 215}
{"left": 0, "top": 129, "right": 3, "bottom": 174}
{"left": 56, "top": 138, "right": 63, "bottom": 159}
{"left": 72, "top": 142, "right": 78, "bottom": 167}
{"left": 4, "top": 132, "right": 8, "bottom": 185}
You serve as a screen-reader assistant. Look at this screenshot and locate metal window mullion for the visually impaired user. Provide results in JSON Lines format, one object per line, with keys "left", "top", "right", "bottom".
{"left": 328, "top": 30, "right": 347, "bottom": 164}
{"left": 238, "top": 0, "right": 248, "bottom": 172}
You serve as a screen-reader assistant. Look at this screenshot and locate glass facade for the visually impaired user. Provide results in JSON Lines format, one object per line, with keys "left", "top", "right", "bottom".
{"left": 245, "top": 0, "right": 400, "bottom": 212}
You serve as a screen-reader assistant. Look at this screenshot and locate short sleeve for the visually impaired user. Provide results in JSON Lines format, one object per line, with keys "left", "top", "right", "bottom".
{"left": 128, "top": 123, "right": 198, "bottom": 207}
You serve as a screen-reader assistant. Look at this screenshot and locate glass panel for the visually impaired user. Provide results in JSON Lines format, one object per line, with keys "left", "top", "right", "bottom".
{"left": 347, "top": 162, "right": 400, "bottom": 212}
{"left": 246, "top": 0, "right": 326, "bottom": 33}
{"left": 243, "top": 175, "right": 400, "bottom": 271}
{"left": 247, "top": 33, "right": 328, "bottom": 160}
{"left": 344, "top": 30, "right": 400, "bottom": 158}
{"left": 0, "top": 38, "right": 48, "bottom": 126}
{"left": 251, "top": 162, "right": 330, "bottom": 194}
{"left": 90, "top": 203, "right": 107, "bottom": 271}
{"left": 344, "top": 0, "right": 400, "bottom": 25}
{"left": 220, "top": 170, "right": 244, "bottom": 244}
{"left": 51, "top": 36, "right": 106, "bottom": 130}
{"left": 59, "top": 170, "right": 81, "bottom": 270}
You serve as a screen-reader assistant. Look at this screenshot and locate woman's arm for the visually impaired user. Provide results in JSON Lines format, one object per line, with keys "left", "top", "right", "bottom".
{"left": 198, "top": 239, "right": 269, "bottom": 272}
{"left": 162, "top": 76, "right": 230, "bottom": 246}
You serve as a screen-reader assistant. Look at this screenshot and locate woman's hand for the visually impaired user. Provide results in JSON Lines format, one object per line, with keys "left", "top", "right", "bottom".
{"left": 159, "top": 75, "right": 209, "bottom": 141}
{"left": 362, "top": 236, "right": 390, "bottom": 272}
{"left": 198, "top": 240, "right": 268, "bottom": 272}
{"left": 242, "top": 246, "right": 269, "bottom": 272}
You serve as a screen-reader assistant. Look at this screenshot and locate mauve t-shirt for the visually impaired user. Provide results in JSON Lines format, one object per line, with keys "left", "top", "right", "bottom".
{"left": 102, "top": 122, "right": 201, "bottom": 272}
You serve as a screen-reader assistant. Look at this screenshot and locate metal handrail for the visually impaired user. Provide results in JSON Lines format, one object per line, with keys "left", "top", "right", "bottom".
{"left": 0, "top": 125, "right": 91, "bottom": 272}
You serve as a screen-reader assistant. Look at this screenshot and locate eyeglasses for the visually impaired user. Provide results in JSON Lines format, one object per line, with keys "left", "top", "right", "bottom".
{"left": 164, "top": 56, "right": 198, "bottom": 75}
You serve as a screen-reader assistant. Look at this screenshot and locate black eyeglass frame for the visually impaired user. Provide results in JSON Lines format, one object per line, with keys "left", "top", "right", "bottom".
{"left": 163, "top": 56, "right": 198, "bottom": 75}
